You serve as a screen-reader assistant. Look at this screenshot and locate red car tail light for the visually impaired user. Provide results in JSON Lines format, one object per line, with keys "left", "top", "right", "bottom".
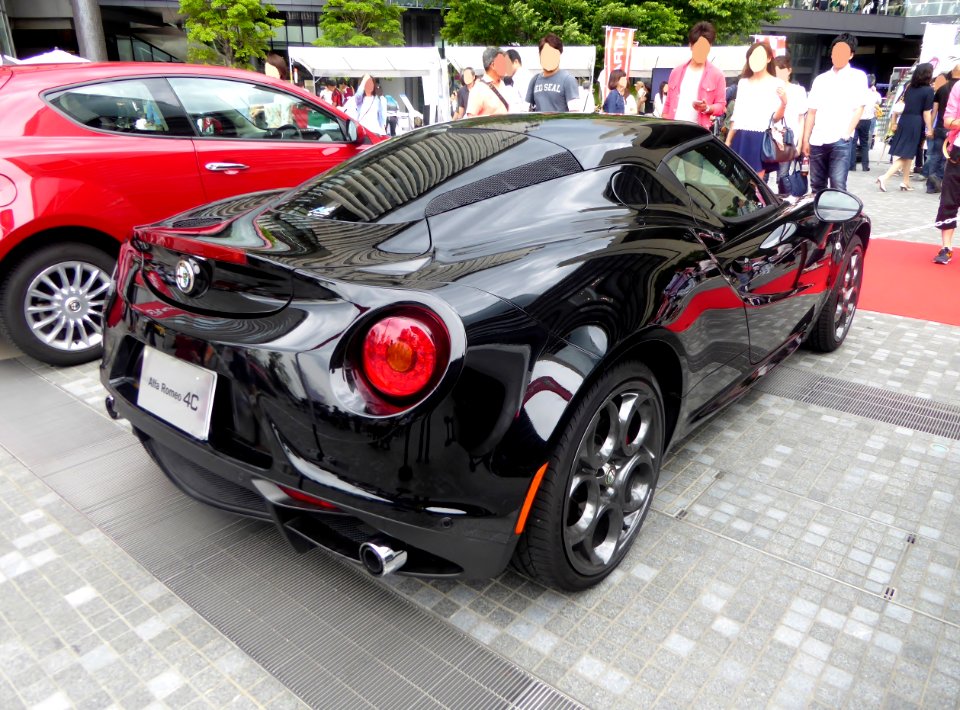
{"left": 361, "top": 311, "right": 449, "bottom": 401}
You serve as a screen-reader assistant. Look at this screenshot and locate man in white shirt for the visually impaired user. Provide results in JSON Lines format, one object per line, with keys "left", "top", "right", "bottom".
{"left": 850, "top": 75, "right": 880, "bottom": 172}
{"left": 505, "top": 49, "right": 531, "bottom": 112}
{"left": 801, "top": 33, "right": 868, "bottom": 192}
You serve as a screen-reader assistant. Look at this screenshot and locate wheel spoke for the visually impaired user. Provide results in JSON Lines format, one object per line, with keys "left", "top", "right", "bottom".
{"left": 578, "top": 400, "right": 620, "bottom": 469}
{"left": 39, "top": 274, "right": 60, "bottom": 293}
{"left": 87, "top": 281, "right": 112, "bottom": 299}
{"left": 44, "top": 316, "right": 66, "bottom": 343}
{"left": 582, "top": 505, "right": 623, "bottom": 566}
{"left": 565, "top": 471, "right": 600, "bottom": 546}
{"left": 33, "top": 312, "right": 60, "bottom": 330}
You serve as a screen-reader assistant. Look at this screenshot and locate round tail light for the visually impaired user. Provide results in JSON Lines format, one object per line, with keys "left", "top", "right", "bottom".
{"left": 361, "top": 312, "right": 449, "bottom": 400}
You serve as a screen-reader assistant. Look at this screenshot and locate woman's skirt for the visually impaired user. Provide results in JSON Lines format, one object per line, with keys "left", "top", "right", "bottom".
{"left": 730, "top": 129, "right": 766, "bottom": 172}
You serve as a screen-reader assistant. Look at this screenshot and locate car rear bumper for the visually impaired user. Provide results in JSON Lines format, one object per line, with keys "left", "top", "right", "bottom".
{"left": 107, "top": 389, "right": 519, "bottom": 579}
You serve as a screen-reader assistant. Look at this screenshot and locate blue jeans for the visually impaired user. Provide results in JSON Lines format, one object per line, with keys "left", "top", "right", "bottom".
{"left": 810, "top": 139, "right": 851, "bottom": 192}
{"left": 925, "top": 127, "right": 947, "bottom": 183}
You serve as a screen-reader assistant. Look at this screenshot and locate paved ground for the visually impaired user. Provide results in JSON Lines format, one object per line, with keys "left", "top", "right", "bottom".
{"left": 1, "top": 149, "right": 958, "bottom": 709}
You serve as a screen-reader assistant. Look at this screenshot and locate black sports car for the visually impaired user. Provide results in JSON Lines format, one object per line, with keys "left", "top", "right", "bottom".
{"left": 101, "top": 115, "right": 868, "bottom": 590}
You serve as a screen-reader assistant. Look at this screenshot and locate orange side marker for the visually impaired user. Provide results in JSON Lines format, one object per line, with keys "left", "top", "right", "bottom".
{"left": 514, "top": 463, "right": 549, "bottom": 535}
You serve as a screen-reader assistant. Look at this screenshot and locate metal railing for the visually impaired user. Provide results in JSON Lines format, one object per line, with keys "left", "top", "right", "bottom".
{"left": 777, "top": 0, "right": 905, "bottom": 14}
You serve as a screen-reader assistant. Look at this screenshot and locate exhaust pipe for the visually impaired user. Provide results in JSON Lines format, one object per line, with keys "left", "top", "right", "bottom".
{"left": 104, "top": 395, "right": 119, "bottom": 420}
{"left": 359, "top": 541, "right": 407, "bottom": 576}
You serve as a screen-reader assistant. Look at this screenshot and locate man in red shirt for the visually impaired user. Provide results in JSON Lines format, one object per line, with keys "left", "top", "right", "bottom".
{"left": 662, "top": 22, "right": 727, "bottom": 130}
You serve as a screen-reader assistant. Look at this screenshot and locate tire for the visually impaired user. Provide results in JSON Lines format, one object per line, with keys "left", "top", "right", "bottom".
{"left": 513, "top": 362, "right": 665, "bottom": 590}
{"left": 806, "top": 237, "right": 863, "bottom": 353}
{"left": 0, "top": 243, "right": 115, "bottom": 366}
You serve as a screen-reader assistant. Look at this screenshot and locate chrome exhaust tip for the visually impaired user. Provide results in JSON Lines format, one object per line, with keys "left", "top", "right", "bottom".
{"left": 359, "top": 541, "right": 407, "bottom": 576}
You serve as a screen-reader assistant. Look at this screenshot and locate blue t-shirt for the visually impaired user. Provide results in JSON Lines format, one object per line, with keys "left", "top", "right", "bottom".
{"left": 525, "top": 70, "right": 580, "bottom": 112}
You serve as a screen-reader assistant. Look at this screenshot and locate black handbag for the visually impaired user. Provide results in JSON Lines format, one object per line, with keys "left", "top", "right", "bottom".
{"left": 762, "top": 115, "right": 798, "bottom": 163}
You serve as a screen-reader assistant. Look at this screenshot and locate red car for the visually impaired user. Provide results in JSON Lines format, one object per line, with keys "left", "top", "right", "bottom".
{"left": 0, "top": 62, "right": 381, "bottom": 365}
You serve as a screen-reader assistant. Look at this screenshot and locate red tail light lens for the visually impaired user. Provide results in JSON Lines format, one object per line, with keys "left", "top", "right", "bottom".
{"left": 361, "top": 313, "right": 448, "bottom": 400}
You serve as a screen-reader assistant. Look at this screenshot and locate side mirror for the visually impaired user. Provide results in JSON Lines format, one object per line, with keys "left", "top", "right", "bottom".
{"left": 347, "top": 120, "right": 359, "bottom": 143}
{"left": 814, "top": 189, "right": 862, "bottom": 223}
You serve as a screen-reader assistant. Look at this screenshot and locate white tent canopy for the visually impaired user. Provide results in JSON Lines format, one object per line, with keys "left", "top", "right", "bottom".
{"left": 288, "top": 46, "right": 449, "bottom": 124}
{"left": 18, "top": 49, "right": 91, "bottom": 64}
{"left": 630, "top": 46, "right": 751, "bottom": 77}
{"left": 445, "top": 45, "right": 596, "bottom": 80}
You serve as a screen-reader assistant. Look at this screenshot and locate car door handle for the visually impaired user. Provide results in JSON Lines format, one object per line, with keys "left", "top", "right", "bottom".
{"left": 204, "top": 162, "right": 249, "bottom": 172}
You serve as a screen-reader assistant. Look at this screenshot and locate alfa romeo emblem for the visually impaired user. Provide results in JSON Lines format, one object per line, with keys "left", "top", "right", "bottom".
{"left": 175, "top": 259, "right": 197, "bottom": 295}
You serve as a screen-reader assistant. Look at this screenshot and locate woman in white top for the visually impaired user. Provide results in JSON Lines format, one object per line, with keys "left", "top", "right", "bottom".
{"left": 771, "top": 54, "right": 807, "bottom": 193}
{"left": 652, "top": 82, "right": 668, "bottom": 118}
{"left": 725, "top": 42, "right": 787, "bottom": 177}
{"left": 346, "top": 74, "right": 386, "bottom": 136}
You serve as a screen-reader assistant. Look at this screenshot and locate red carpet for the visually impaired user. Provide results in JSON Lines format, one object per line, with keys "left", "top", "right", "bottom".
{"left": 860, "top": 239, "right": 960, "bottom": 326}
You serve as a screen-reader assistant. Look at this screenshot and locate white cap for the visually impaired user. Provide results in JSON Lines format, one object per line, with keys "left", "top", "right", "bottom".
{"left": 945, "top": 52, "right": 960, "bottom": 73}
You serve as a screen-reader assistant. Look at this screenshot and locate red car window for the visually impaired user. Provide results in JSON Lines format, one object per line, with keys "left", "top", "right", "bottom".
{"left": 167, "top": 77, "right": 347, "bottom": 143}
{"left": 47, "top": 78, "right": 194, "bottom": 137}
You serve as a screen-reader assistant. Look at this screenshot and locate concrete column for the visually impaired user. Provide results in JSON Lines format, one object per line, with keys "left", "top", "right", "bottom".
{"left": 0, "top": 0, "right": 15, "bottom": 56}
{"left": 71, "top": 0, "right": 108, "bottom": 61}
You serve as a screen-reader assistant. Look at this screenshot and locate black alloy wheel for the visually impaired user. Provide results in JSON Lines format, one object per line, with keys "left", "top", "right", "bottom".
{"left": 514, "top": 362, "right": 664, "bottom": 590}
{"left": 807, "top": 237, "right": 864, "bottom": 353}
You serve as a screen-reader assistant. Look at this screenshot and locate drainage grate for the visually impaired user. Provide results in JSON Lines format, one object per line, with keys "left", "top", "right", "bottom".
{"left": 757, "top": 367, "right": 960, "bottom": 440}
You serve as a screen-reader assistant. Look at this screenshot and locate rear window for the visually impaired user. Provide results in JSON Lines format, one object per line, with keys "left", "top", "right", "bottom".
{"left": 47, "top": 78, "right": 191, "bottom": 135}
{"left": 268, "top": 126, "right": 582, "bottom": 225}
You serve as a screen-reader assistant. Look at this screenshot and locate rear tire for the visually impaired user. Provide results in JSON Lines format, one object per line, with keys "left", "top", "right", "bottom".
{"left": 513, "top": 362, "right": 664, "bottom": 591}
{"left": 806, "top": 237, "right": 863, "bottom": 353}
{"left": 0, "top": 243, "right": 114, "bottom": 366}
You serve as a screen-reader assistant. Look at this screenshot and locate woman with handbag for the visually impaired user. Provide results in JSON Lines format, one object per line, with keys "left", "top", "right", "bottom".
{"left": 771, "top": 54, "right": 808, "bottom": 195}
{"left": 877, "top": 63, "right": 934, "bottom": 192}
{"left": 725, "top": 42, "right": 788, "bottom": 178}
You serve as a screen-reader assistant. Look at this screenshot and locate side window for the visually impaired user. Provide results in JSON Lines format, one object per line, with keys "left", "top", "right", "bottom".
{"left": 48, "top": 79, "right": 188, "bottom": 135}
{"left": 666, "top": 142, "right": 771, "bottom": 220}
{"left": 167, "top": 78, "right": 346, "bottom": 143}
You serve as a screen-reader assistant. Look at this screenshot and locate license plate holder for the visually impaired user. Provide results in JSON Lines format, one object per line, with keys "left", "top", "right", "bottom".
{"left": 137, "top": 347, "right": 218, "bottom": 441}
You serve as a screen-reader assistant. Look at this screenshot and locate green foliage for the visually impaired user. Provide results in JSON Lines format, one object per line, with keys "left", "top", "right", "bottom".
{"left": 441, "top": 0, "right": 591, "bottom": 46}
{"left": 591, "top": 2, "right": 685, "bottom": 46}
{"left": 673, "top": 0, "right": 781, "bottom": 43}
{"left": 442, "top": 0, "right": 781, "bottom": 53}
{"left": 315, "top": 0, "right": 406, "bottom": 48}
{"left": 179, "top": 0, "right": 282, "bottom": 68}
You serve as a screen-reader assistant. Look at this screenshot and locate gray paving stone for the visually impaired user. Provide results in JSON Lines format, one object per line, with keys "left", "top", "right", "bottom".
{"left": 4, "top": 255, "right": 960, "bottom": 710}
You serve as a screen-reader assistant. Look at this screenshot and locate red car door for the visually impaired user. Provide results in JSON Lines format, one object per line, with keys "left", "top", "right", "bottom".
{"left": 167, "top": 77, "right": 361, "bottom": 203}
{"left": 36, "top": 77, "right": 205, "bottom": 236}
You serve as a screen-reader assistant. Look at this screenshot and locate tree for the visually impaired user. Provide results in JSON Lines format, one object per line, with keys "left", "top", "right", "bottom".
{"left": 441, "top": 0, "right": 592, "bottom": 47}
{"left": 179, "top": 0, "right": 282, "bottom": 67}
{"left": 441, "top": 0, "right": 781, "bottom": 54}
{"left": 673, "top": 0, "right": 781, "bottom": 43}
{"left": 315, "top": 0, "right": 406, "bottom": 48}
{"left": 591, "top": 2, "right": 685, "bottom": 47}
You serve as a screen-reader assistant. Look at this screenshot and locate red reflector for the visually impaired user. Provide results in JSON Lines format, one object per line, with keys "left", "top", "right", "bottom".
{"left": 278, "top": 485, "right": 339, "bottom": 510}
{"left": 361, "top": 314, "right": 445, "bottom": 399}
{"left": 136, "top": 230, "right": 247, "bottom": 264}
